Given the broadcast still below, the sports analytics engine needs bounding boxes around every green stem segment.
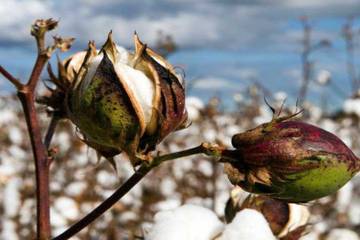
[53,143,223,240]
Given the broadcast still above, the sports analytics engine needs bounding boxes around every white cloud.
[284,0,360,8]
[1,0,359,50]
[0,0,53,42]
[192,77,235,89]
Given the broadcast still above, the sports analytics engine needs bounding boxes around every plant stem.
[0,18,58,240]
[53,143,223,240]
[18,88,51,240]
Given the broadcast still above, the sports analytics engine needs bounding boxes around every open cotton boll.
[343,98,360,117]
[336,181,353,212]
[220,209,276,240]
[72,44,155,130]
[317,70,331,85]
[146,204,224,240]
[326,228,359,240]
[186,96,205,121]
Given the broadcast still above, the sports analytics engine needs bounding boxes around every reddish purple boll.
[222,119,360,203]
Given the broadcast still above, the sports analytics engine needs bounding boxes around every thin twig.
[0,65,23,89]
[44,114,60,149]
[53,143,223,240]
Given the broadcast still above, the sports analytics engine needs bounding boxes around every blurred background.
[1,0,360,239]
[2,0,360,110]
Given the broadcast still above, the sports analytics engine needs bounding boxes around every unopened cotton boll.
[146,204,224,240]
[223,118,360,203]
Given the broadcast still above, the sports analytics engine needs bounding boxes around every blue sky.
[1,0,360,110]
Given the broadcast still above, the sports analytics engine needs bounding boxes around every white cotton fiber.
[146,204,224,240]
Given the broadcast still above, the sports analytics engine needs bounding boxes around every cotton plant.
[0,18,360,240]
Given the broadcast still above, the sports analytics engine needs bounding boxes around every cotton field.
[0,92,359,239]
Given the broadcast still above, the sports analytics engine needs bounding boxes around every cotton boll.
[65,181,87,197]
[50,208,67,228]
[198,160,213,177]
[319,119,338,134]
[54,197,79,221]
[186,97,205,121]
[160,177,177,197]
[3,177,21,217]
[8,126,23,145]
[348,199,360,225]
[1,220,19,240]
[146,204,224,240]
[233,93,243,103]
[118,211,137,223]
[312,221,329,235]
[300,232,319,240]
[317,70,331,85]
[0,109,16,126]
[54,132,71,152]
[254,105,273,125]
[19,199,34,225]
[336,181,353,212]
[154,198,181,212]
[274,91,288,102]
[8,145,27,160]
[326,229,359,240]
[97,170,118,187]
[203,128,217,142]
[343,98,360,117]
[220,209,276,240]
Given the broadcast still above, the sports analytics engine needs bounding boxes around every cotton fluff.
[317,70,331,85]
[54,197,79,220]
[8,126,22,145]
[186,96,205,121]
[326,228,359,240]
[146,204,224,240]
[336,181,353,212]
[220,209,276,240]
[3,177,21,217]
[343,98,360,117]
